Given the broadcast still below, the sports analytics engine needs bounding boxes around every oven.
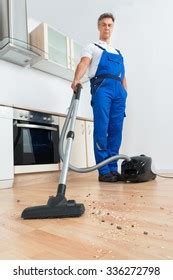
[13,108,60,173]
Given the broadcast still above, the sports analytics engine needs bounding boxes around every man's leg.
[92,88,112,175]
[107,97,126,173]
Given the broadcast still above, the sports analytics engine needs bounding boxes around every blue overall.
[90,44,127,175]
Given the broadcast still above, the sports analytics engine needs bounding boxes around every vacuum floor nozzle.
[21,194,85,219]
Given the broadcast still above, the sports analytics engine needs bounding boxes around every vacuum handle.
[74,83,82,99]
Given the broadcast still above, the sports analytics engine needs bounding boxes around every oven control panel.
[13,108,59,125]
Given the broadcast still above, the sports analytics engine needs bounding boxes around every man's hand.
[121,77,127,91]
[71,79,81,92]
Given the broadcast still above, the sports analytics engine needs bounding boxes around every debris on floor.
[117,226,122,230]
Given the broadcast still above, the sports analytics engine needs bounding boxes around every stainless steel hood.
[0,0,39,66]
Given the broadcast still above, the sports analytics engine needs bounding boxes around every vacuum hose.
[59,85,131,173]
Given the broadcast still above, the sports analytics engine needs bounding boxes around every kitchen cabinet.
[85,121,95,167]
[0,106,14,189]
[48,26,69,68]
[30,23,88,82]
[70,40,82,70]
[59,116,90,169]
[70,119,87,168]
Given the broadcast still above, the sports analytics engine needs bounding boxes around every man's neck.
[99,38,110,44]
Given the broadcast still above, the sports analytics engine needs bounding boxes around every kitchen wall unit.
[30,22,88,82]
[0,1,87,82]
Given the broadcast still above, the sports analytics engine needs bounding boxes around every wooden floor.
[0,171,173,260]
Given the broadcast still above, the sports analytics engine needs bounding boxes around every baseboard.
[13,170,60,187]
[14,164,59,174]
[0,179,13,190]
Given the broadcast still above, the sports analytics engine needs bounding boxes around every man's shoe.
[99,172,117,182]
[111,171,125,181]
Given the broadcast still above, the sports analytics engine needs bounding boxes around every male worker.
[71,13,128,182]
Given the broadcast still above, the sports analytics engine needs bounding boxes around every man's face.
[98,17,114,40]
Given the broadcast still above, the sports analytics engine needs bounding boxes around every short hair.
[98,13,115,24]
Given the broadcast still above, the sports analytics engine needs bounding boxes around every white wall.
[113,0,173,171]
[0,60,92,118]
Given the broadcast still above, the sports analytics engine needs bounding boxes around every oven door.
[13,121,60,165]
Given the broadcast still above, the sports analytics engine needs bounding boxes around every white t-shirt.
[81,40,119,78]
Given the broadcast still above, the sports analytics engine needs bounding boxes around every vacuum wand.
[58,84,82,188]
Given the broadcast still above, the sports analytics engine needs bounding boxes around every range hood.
[0,0,39,66]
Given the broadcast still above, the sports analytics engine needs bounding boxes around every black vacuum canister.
[121,155,156,183]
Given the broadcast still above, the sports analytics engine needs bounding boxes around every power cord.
[152,164,173,178]
[154,173,173,179]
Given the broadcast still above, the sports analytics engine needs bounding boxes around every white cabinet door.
[48,26,70,68]
[0,118,14,183]
[59,116,87,168]
[70,119,87,167]
[71,40,82,71]
[70,39,88,82]
[85,121,95,167]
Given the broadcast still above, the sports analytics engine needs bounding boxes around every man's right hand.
[71,79,81,92]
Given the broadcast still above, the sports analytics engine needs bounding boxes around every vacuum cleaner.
[121,155,156,183]
[21,84,156,219]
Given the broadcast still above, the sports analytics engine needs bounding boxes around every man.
[71,13,127,182]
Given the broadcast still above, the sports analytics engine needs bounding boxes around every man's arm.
[121,77,128,91]
[71,57,91,91]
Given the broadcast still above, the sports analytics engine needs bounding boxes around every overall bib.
[90,44,127,175]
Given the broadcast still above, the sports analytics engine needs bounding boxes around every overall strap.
[95,44,122,56]
[94,43,106,51]
[115,49,122,56]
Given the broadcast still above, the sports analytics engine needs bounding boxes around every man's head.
[98,13,115,42]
